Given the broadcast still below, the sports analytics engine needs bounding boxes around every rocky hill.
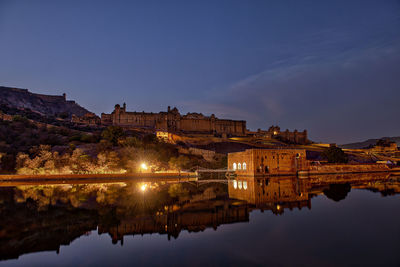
[340,137,400,149]
[0,86,90,118]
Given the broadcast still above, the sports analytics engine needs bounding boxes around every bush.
[322,146,348,163]
[101,126,125,146]
[12,115,29,123]
[169,155,191,171]
[80,134,96,143]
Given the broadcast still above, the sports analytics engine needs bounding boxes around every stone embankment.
[299,163,400,176]
[0,172,197,184]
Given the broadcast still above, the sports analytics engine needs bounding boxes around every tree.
[323,183,351,202]
[168,155,190,171]
[322,146,348,163]
[101,126,125,146]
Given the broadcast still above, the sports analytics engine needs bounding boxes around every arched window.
[243,181,248,190]
[238,163,241,170]
[233,180,237,189]
[233,163,237,170]
[238,181,243,189]
[243,162,247,170]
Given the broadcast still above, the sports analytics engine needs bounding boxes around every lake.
[0,173,399,266]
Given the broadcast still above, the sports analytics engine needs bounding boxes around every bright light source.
[140,163,148,170]
[140,184,147,191]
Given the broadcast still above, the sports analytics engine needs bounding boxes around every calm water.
[0,173,399,266]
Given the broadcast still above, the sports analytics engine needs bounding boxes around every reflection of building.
[98,199,249,243]
[228,148,307,176]
[228,176,311,214]
[101,104,246,136]
[2,174,400,260]
[0,206,98,260]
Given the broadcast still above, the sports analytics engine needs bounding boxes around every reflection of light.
[233,180,237,189]
[141,163,148,170]
[243,181,247,190]
[140,184,147,191]
[238,181,242,189]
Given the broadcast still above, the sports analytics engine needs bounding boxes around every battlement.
[247,125,309,144]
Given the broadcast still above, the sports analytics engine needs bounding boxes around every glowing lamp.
[140,163,148,170]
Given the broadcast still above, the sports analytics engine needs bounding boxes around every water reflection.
[229,176,311,214]
[0,172,399,261]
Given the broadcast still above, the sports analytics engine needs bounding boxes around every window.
[243,162,247,170]
[238,181,243,189]
[233,180,237,189]
[238,163,241,170]
[243,181,248,190]
[233,163,237,170]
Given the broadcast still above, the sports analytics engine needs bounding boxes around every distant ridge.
[340,137,400,149]
[0,86,90,118]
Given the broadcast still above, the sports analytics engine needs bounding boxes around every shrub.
[322,146,348,163]
[101,126,125,146]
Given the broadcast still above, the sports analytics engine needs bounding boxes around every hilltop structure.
[247,125,308,144]
[0,86,89,117]
[101,103,247,136]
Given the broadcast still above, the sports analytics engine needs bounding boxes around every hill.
[340,137,400,149]
[0,86,90,118]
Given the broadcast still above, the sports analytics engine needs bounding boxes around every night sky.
[0,0,399,143]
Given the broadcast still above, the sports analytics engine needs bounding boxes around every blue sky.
[0,0,399,143]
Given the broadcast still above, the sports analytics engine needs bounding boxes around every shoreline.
[0,172,197,182]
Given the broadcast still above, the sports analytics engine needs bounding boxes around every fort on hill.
[0,86,90,117]
[100,103,247,136]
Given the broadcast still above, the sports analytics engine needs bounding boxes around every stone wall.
[71,113,101,126]
[178,147,217,161]
[300,163,392,176]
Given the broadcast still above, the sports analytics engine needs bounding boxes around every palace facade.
[228,148,308,176]
[101,103,247,136]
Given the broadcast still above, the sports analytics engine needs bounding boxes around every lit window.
[233,180,237,189]
[243,162,246,170]
[238,163,241,170]
[238,181,243,189]
[233,163,237,170]
[243,181,247,190]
